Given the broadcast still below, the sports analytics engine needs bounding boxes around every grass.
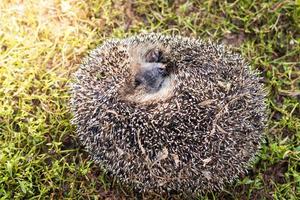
[0,0,299,199]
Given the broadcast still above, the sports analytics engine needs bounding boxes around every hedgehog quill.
[70,33,266,196]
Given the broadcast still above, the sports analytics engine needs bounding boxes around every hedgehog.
[70,33,266,196]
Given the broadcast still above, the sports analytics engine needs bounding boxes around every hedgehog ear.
[145,48,163,63]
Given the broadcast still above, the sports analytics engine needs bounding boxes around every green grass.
[0,0,299,199]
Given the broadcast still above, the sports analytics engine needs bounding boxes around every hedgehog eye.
[157,67,167,77]
[145,48,163,63]
[134,78,142,87]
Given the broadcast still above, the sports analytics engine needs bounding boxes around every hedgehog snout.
[135,63,167,92]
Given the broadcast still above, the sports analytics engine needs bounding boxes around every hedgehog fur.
[70,33,266,196]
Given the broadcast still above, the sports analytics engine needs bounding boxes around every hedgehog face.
[134,62,167,92]
[124,47,175,104]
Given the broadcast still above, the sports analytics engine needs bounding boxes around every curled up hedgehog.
[70,33,266,196]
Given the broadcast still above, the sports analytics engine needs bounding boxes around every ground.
[0,0,299,199]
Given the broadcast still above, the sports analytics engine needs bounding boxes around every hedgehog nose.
[135,65,167,92]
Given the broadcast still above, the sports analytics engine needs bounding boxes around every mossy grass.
[0,0,299,199]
